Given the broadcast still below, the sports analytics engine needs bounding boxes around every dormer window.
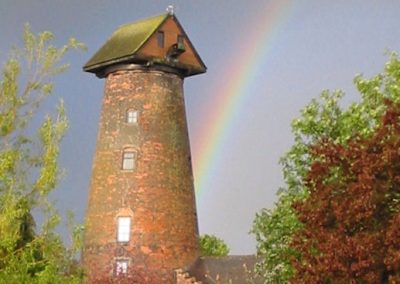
[157,31,164,48]
[177,35,184,46]
[126,110,138,124]
[122,151,136,170]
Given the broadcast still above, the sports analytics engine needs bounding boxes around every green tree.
[252,52,400,283]
[0,24,85,283]
[291,99,400,283]
[199,234,230,257]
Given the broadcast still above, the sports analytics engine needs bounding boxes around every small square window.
[177,35,184,45]
[127,110,138,124]
[122,152,135,170]
[117,216,131,242]
[115,260,129,275]
[157,31,164,48]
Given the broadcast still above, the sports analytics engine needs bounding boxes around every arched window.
[126,109,138,124]
[122,151,136,170]
[117,216,131,242]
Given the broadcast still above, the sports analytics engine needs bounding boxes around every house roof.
[84,14,168,72]
[83,13,206,77]
[185,255,263,284]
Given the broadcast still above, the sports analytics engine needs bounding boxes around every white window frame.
[126,110,138,124]
[122,151,135,170]
[117,216,131,243]
[115,259,129,275]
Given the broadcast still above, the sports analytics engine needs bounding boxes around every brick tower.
[82,12,206,283]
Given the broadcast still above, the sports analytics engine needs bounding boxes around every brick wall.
[175,269,202,284]
[83,68,199,283]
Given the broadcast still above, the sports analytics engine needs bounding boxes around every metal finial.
[166,5,174,15]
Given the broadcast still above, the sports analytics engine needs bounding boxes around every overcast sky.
[1,0,400,254]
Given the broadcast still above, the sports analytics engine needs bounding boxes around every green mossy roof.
[83,14,168,71]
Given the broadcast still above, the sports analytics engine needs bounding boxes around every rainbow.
[192,0,295,202]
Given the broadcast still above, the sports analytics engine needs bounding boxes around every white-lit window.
[115,260,129,275]
[126,110,138,124]
[117,217,131,242]
[122,151,135,170]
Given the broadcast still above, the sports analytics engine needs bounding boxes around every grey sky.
[1,0,400,254]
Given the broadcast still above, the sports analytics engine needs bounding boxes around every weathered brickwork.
[83,69,200,283]
[175,269,202,284]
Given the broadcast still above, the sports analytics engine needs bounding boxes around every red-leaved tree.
[291,100,400,283]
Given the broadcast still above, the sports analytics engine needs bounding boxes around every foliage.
[252,191,303,283]
[0,24,85,283]
[199,234,230,257]
[292,100,400,283]
[252,52,400,283]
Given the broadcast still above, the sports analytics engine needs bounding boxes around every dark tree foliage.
[291,100,400,283]
[253,53,400,283]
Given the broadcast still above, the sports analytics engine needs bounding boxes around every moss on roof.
[84,13,168,71]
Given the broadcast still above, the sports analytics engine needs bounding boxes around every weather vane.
[166,5,174,15]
